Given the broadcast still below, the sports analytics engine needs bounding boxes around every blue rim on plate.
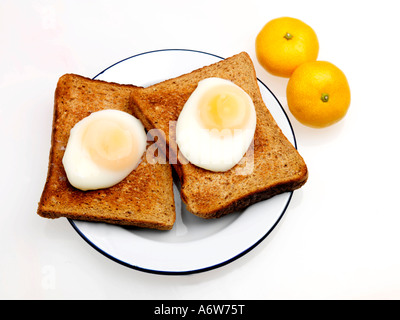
[68,49,297,275]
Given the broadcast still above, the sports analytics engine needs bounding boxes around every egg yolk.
[198,85,251,132]
[82,119,139,171]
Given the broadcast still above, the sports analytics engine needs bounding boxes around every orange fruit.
[255,17,319,77]
[286,61,351,128]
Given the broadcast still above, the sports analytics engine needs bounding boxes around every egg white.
[62,109,147,191]
[176,78,256,172]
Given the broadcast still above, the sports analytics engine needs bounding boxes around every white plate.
[69,49,297,275]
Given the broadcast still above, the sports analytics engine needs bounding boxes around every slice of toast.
[130,52,308,219]
[37,74,176,230]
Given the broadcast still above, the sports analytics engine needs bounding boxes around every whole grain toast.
[37,74,176,230]
[130,52,308,219]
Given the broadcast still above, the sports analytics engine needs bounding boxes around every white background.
[1,0,399,300]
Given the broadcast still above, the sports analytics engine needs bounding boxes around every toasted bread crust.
[130,52,308,218]
[37,74,176,230]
